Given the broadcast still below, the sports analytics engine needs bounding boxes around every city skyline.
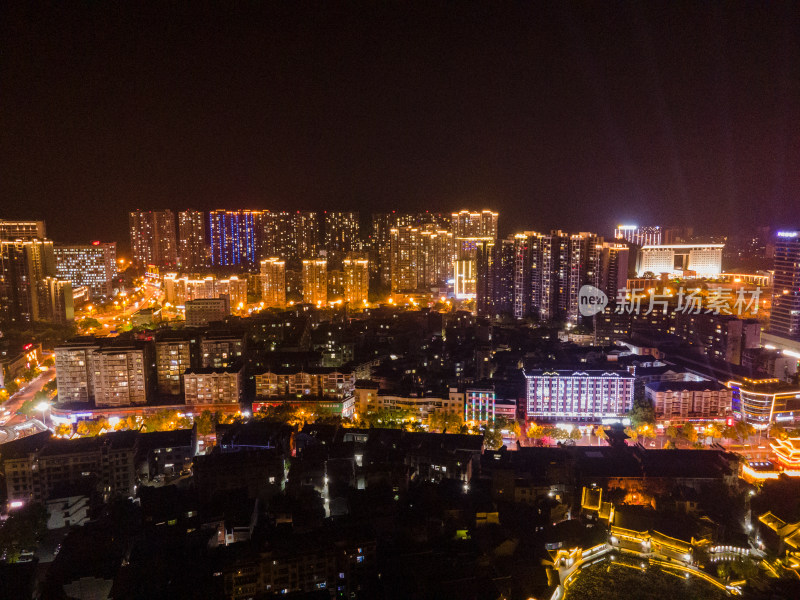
[3,5,800,597]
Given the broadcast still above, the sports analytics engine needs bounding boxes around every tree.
[735,421,755,442]
[707,423,723,440]
[552,427,569,440]
[663,440,677,449]
[195,410,223,436]
[665,425,678,440]
[79,317,101,330]
[624,427,638,442]
[527,423,545,441]
[596,425,608,443]
[54,423,72,437]
[123,415,140,431]
[3,379,19,396]
[730,558,758,580]
[43,379,57,394]
[77,417,109,437]
[637,423,656,440]
[628,382,655,428]
[482,425,503,450]
[683,423,698,444]
[0,502,48,562]
[17,399,37,417]
[771,424,788,440]
[569,428,583,441]
[722,425,738,442]
[429,411,465,434]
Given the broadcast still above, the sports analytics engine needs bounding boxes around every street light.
[36,401,49,428]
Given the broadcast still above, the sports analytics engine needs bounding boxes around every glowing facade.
[0,219,46,240]
[524,370,635,420]
[771,232,800,340]
[208,209,263,270]
[726,377,800,427]
[637,243,723,278]
[614,224,662,246]
[302,258,328,305]
[259,257,286,308]
[389,226,420,292]
[343,255,369,304]
[54,242,117,298]
[163,273,246,308]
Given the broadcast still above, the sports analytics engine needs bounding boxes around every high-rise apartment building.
[453,260,476,299]
[506,230,601,323]
[155,338,194,396]
[302,258,328,305]
[262,211,297,263]
[343,254,369,304]
[389,226,420,292]
[129,210,178,268]
[295,212,319,260]
[54,242,117,299]
[614,225,662,246]
[419,229,454,288]
[259,258,286,308]
[476,239,514,318]
[596,243,629,299]
[92,346,150,407]
[208,210,264,270]
[178,210,208,269]
[324,212,360,266]
[370,213,397,285]
[0,239,72,324]
[38,277,74,324]
[770,231,800,340]
[0,220,46,240]
[55,340,100,404]
[451,210,498,260]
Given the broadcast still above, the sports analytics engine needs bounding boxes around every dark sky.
[1,2,799,245]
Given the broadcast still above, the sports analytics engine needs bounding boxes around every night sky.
[1,2,799,246]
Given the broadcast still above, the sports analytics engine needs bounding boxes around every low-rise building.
[186,297,231,327]
[2,431,137,506]
[254,367,355,400]
[201,333,244,369]
[523,369,635,421]
[645,380,733,420]
[184,367,242,406]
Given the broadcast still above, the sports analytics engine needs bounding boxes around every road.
[77,282,164,334]
[1,368,56,429]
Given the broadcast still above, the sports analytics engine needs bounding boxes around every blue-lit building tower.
[209,210,264,271]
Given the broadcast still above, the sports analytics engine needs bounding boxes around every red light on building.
[92,240,100,246]
[23,343,32,350]
[726,417,734,427]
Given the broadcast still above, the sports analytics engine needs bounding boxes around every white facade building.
[524,370,635,420]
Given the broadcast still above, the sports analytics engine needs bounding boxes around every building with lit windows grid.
[524,370,635,421]
[54,242,117,299]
